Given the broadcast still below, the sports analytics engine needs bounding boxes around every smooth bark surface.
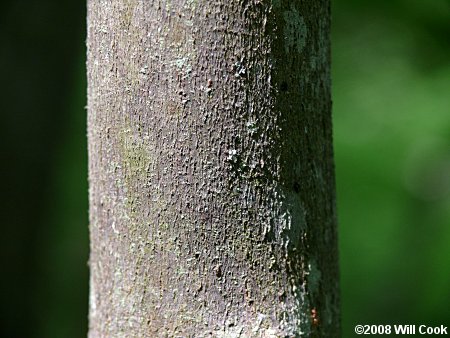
[87,0,339,336]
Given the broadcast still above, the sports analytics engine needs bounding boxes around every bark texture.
[87,0,339,337]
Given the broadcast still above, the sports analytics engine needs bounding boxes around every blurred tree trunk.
[87,0,339,336]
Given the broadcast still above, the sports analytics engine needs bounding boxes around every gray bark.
[87,0,339,337]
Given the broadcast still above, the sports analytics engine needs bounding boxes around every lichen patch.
[283,8,307,54]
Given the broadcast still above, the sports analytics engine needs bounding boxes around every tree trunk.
[87,0,339,336]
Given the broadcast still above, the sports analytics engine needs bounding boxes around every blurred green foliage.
[333,0,450,335]
[1,0,448,337]
[0,1,87,337]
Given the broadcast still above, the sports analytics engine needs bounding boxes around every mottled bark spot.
[283,8,307,54]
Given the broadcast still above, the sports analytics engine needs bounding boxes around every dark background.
[1,0,449,337]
